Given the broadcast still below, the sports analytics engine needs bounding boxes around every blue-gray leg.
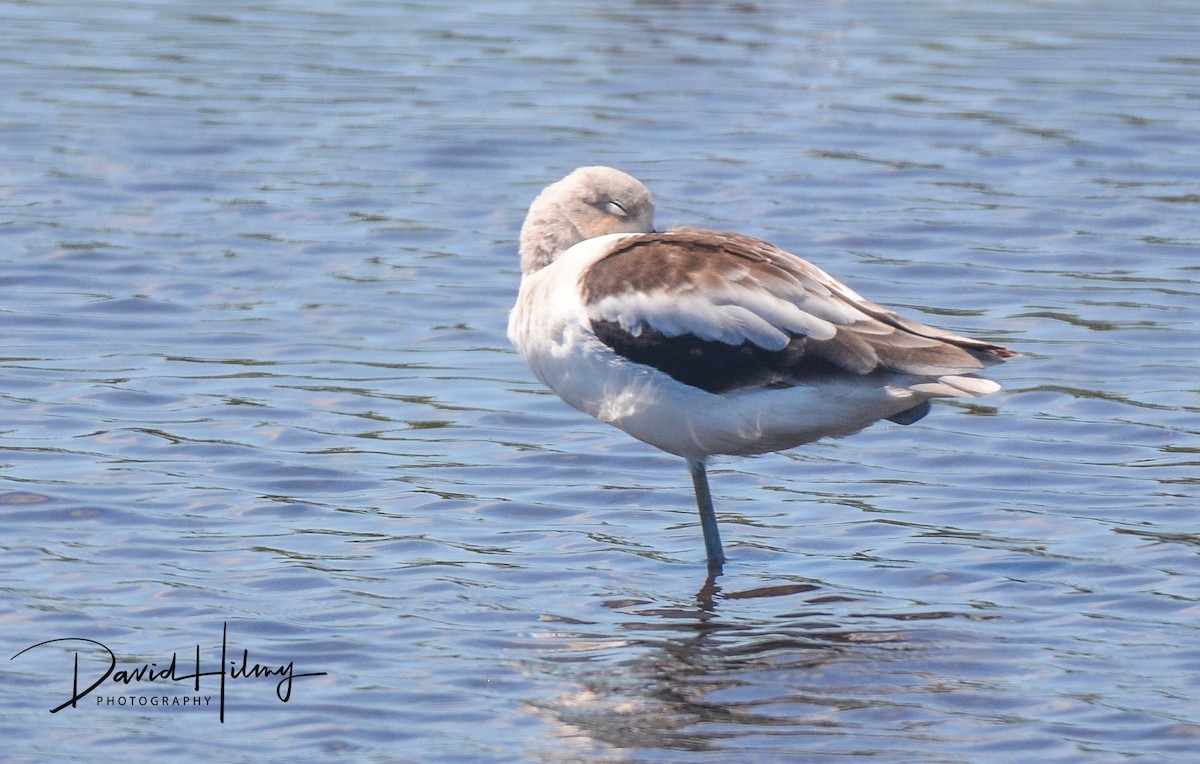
[688,459,725,575]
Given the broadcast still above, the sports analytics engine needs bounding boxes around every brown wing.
[580,227,1014,394]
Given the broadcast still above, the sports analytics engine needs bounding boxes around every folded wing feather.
[580,228,1014,394]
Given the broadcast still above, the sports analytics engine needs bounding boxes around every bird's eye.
[605,199,628,217]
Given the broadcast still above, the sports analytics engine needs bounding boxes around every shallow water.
[2,1,1198,761]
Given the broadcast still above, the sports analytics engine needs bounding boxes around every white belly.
[513,304,922,460]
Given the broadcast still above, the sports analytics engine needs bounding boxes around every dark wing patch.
[591,319,842,394]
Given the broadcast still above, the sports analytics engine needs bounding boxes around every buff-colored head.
[518,166,656,274]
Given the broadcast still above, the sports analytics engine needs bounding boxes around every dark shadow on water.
[520,578,984,759]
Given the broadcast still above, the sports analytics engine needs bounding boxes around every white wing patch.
[587,282,844,350]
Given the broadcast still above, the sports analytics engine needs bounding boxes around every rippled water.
[2,1,1198,761]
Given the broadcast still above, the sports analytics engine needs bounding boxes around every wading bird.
[508,166,1014,575]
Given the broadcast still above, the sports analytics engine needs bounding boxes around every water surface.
[2,1,1198,761]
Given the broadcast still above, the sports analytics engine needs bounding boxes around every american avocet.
[508,166,1015,575]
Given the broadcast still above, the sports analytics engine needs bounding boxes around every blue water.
[2,1,1198,761]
